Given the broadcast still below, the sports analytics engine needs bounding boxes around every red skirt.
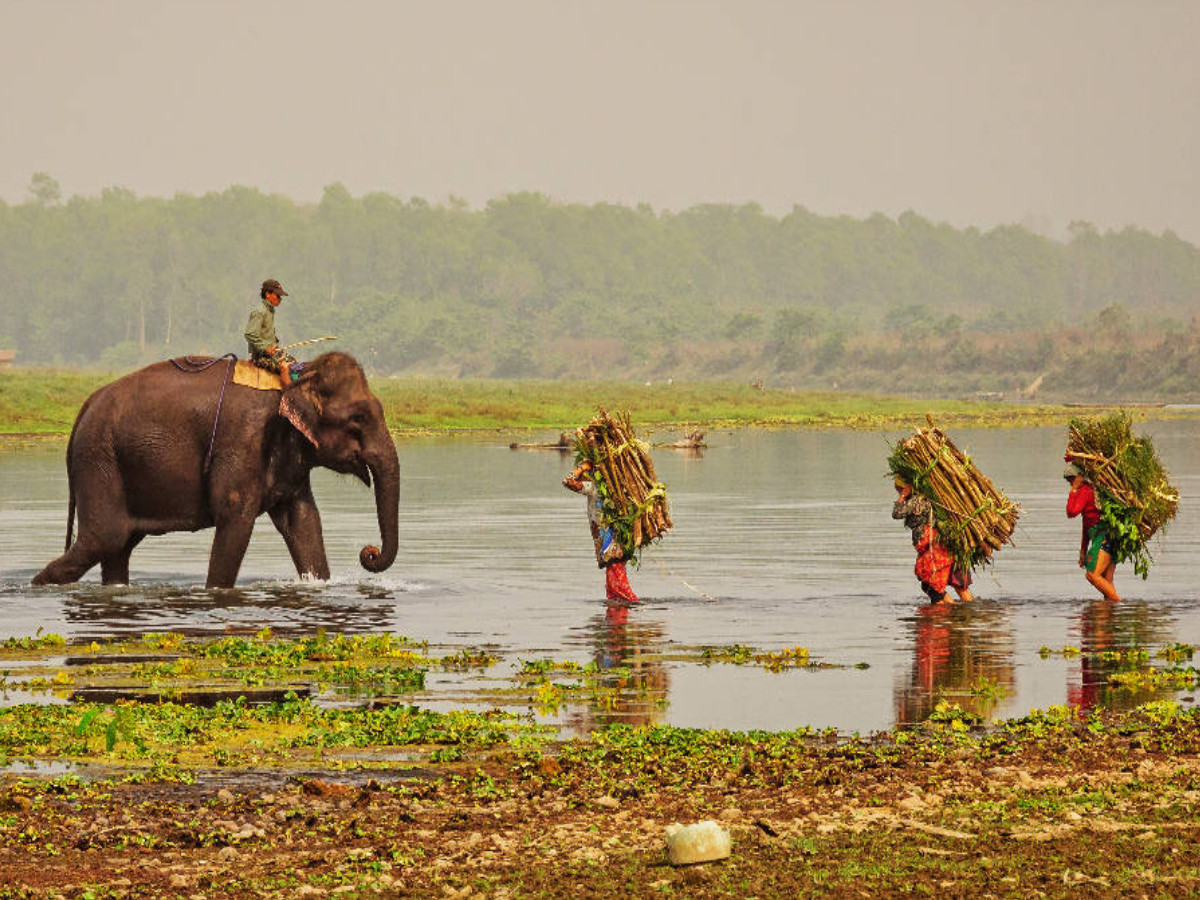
[605,561,639,603]
[914,525,954,594]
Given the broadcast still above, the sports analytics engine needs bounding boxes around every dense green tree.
[1,176,1198,400]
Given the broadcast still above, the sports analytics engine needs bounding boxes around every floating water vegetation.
[700,648,816,672]
[969,677,1007,700]
[0,631,448,710]
[1108,667,1200,692]
[1,631,66,652]
[0,695,545,769]
[700,644,831,672]
[1158,642,1195,662]
[0,632,873,750]
[1039,645,1083,658]
[925,700,984,731]
[1038,644,1165,663]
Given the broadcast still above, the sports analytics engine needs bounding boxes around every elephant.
[32,352,399,589]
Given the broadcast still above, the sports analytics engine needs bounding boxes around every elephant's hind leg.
[32,535,108,586]
[101,533,144,585]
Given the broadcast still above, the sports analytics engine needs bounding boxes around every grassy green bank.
[1,369,1186,438]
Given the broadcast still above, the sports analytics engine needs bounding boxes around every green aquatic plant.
[969,677,1007,700]
[141,632,185,651]
[76,705,146,754]
[757,646,811,673]
[517,658,583,677]
[2,631,66,651]
[437,648,500,669]
[204,632,426,667]
[2,696,544,765]
[927,700,982,732]
[1158,643,1195,663]
[700,644,756,665]
[1109,667,1200,692]
[1037,645,1082,658]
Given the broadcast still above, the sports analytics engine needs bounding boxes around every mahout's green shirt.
[244,300,280,358]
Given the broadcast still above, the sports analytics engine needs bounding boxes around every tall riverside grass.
[0,368,1157,436]
[0,370,115,433]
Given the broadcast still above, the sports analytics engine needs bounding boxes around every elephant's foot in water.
[33,532,139,586]
[32,545,98,586]
[269,495,331,582]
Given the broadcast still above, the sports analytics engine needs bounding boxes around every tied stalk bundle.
[573,409,672,563]
[1065,412,1178,579]
[888,415,1019,573]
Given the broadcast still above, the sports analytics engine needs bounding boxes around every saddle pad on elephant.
[232,360,287,391]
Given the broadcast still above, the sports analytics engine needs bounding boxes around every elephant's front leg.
[269,488,331,581]
[206,516,257,589]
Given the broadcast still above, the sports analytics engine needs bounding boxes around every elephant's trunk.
[359,427,400,573]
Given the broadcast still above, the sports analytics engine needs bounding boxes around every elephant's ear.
[279,374,323,448]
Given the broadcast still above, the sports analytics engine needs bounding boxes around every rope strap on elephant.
[170,354,238,475]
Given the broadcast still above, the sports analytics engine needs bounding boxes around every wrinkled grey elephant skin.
[32,352,400,589]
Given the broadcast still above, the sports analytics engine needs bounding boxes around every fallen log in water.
[655,429,707,450]
[509,432,573,451]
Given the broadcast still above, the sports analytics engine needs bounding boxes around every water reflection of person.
[1067,601,1167,713]
[565,604,670,731]
[894,603,1015,725]
[1067,601,1116,711]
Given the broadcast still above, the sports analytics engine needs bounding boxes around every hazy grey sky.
[2,0,1197,240]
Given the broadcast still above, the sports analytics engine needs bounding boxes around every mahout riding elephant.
[32,352,399,589]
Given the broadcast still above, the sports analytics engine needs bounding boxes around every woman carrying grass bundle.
[1064,412,1179,594]
[564,410,672,605]
[893,478,976,605]
[563,460,639,604]
[888,418,1016,605]
[1065,462,1120,602]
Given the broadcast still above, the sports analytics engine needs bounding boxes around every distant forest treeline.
[3,175,1199,399]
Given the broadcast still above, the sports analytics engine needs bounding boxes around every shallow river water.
[2,421,1199,735]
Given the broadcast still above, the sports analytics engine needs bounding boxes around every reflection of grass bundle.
[573,409,672,559]
[888,415,1019,573]
[1066,412,1178,577]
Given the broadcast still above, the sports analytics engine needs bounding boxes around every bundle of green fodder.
[1065,412,1178,578]
[573,409,672,560]
[887,415,1020,573]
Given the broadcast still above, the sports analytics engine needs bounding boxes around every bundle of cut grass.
[887,415,1019,573]
[573,409,672,560]
[1065,412,1178,577]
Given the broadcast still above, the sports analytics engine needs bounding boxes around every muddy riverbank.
[2,703,1199,899]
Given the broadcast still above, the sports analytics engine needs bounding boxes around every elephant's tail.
[62,398,88,552]
[64,489,75,553]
